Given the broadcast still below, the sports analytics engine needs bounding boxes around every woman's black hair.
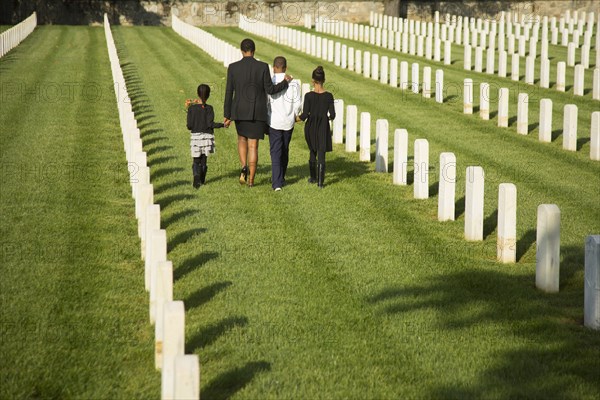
[197,84,211,104]
[312,65,325,83]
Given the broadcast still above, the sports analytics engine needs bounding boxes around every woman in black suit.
[224,38,292,187]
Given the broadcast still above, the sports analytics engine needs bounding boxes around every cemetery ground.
[1,24,600,398]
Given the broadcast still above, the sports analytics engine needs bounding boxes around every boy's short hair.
[273,56,287,69]
[240,38,255,53]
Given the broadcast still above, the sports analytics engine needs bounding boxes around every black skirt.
[235,120,268,140]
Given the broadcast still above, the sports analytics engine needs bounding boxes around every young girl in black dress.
[187,84,224,188]
[298,66,336,188]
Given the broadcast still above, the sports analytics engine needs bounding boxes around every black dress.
[299,91,336,153]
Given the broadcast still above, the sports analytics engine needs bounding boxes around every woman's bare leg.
[237,135,248,168]
[248,138,259,185]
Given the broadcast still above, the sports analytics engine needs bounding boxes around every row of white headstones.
[463,81,600,160]
[103,14,200,400]
[315,10,599,97]
[242,18,600,161]
[0,12,37,58]
[368,9,599,69]
[236,15,600,328]
[316,14,600,100]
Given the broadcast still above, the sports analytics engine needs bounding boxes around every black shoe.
[317,163,325,188]
[308,161,317,184]
[200,165,208,185]
[239,166,248,185]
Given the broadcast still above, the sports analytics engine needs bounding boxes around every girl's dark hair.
[197,84,210,104]
[312,65,325,83]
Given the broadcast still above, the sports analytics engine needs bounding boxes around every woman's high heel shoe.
[239,166,248,185]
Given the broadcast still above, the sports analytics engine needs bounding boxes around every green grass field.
[0,25,13,33]
[1,23,599,399]
[0,26,158,398]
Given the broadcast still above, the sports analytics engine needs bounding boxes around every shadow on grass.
[185,281,232,309]
[429,181,439,198]
[154,179,190,196]
[366,255,600,398]
[455,196,466,219]
[187,316,248,351]
[156,192,194,210]
[174,251,219,281]
[149,155,176,166]
[201,361,271,400]
[152,166,185,181]
[146,145,173,156]
[483,209,498,240]
[323,155,371,185]
[577,137,590,151]
[517,228,536,262]
[168,227,206,252]
[162,209,198,229]
[551,129,562,142]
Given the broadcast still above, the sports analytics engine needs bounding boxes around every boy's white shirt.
[267,73,302,131]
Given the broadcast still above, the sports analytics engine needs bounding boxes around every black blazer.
[224,56,288,122]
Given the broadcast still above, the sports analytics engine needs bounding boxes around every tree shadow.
[185,281,232,310]
[483,209,498,239]
[455,196,466,219]
[168,227,206,252]
[517,228,536,262]
[186,316,248,352]
[174,251,219,281]
[201,361,271,400]
[367,260,600,399]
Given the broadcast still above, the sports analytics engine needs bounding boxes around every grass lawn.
[114,25,599,399]
[0,25,13,33]
[0,26,159,398]
[1,23,599,399]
